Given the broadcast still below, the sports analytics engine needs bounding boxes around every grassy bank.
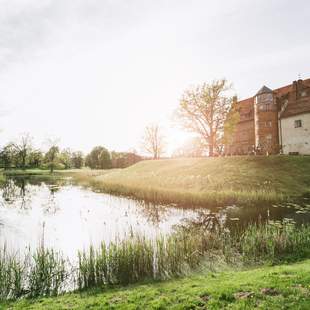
[3,259,310,309]
[65,156,310,207]
[2,169,55,176]
[1,222,309,301]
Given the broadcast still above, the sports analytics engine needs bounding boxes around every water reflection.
[0,176,309,260]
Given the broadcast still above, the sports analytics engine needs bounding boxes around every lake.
[0,176,310,259]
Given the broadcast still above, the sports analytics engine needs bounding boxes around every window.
[294,120,302,128]
[301,91,307,97]
[256,93,273,104]
[264,121,272,127]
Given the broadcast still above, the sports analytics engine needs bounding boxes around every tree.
[44,138,60,173]
[85,146,111,169]
[71,151,84,169]
[28,150,44,168]
[176,79,233,156]
[12,133,33,169]
[141,124,165,159]
[98,148,112,169]
[45,146,59,173]
[59,148,72,169]
[0,144,16,169]
[111,151,142,168]
[222,96,240,155]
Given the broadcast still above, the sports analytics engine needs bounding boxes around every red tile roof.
[237,78,310,119]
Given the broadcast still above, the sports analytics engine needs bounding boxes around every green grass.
[1,222,310,302]
[3,259,310,309]
[65,156,310,207]
[0,245,68,301]
[2,169,54,176]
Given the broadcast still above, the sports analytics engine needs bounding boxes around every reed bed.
[0,245,68,300]
[65,156,310,207]
[0,221,310,300]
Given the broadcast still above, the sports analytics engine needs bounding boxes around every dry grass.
[64,156,310,207]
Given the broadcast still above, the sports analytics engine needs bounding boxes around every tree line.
[1,79,239,168]
[0,135,142,172]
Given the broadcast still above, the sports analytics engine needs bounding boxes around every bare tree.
[176,79,233,156]
[12,133,33,169]
[141,124,165,159]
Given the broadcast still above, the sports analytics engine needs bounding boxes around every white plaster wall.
[280,113,310,155]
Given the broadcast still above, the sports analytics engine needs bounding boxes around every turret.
[254,86,279,154]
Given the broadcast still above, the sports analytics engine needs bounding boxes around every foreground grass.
[1,222,309,301]
[65,156,310,207]
[3,259,310,309]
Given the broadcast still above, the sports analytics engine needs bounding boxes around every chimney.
[293,80,298,99]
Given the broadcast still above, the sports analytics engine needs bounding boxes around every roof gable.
[255,85,273,96]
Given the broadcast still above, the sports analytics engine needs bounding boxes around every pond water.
[0,176,310,259]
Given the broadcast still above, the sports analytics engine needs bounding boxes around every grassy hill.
[67,156,310,207]
[4,259,310,309]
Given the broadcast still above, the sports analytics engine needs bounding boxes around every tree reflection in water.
[0,177,64,214]
[174,209,227,234]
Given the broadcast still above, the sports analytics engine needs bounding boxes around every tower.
[254,86,279,154]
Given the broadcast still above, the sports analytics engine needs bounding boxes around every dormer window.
[294,120,302,128]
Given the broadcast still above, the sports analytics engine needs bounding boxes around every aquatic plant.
[0,245,68,300]
[239,220,310,262]
[1,221,310,300]
[0,246,24,300]
[28,245,68,298]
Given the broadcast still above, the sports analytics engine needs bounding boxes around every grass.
[0,222,309,302]
[2,259,310,309]
[2,169,54,176]
[0,245,68,301]
[75,221,310,292]
[64,156,310,207]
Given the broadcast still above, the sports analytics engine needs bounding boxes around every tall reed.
[28,245,68,298]
[239,220,310,262]
[0,245,68,300]
[0,246,24,300]
[1,221,310,300]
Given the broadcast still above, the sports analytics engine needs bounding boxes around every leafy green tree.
[0,144,16,169]
[98,148,112,169]
[85,146,111,169]
[71,151,84,169]
[59,148,72,169]
[177,79,233,156]
[28,150,44,168]
[222,96,240,154]
[12,133,33,169]
[45,146,60,173]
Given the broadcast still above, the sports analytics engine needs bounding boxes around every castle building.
[226,78,310,155]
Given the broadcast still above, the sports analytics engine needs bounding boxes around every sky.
[0,0,309,154]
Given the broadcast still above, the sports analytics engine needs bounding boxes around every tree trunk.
[209,144,214,157]
[209,133,214,157]
[22,155,26,170]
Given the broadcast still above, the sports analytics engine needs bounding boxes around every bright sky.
[0,0,309,154]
